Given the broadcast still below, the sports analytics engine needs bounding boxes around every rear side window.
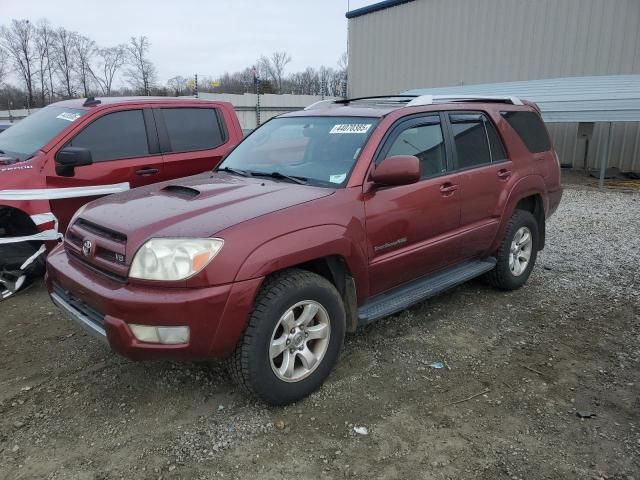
[387,122,446,178]
[501,111,550,153]
[449,113,492,168]
[485,119,507,161]
[161,108,225,153]
[449,113,507,168]
[69,110,149,162]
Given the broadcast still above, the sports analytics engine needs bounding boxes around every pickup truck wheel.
[485,210,539,291]
[227,269,345,405]
[0,242,43,301]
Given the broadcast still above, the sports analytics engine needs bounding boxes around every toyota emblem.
[82,239,93,257]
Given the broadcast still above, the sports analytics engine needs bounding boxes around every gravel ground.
[1,184,639,480]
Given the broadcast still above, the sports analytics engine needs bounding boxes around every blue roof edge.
[346,0,416,19]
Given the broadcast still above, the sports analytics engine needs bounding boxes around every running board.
[357,258,496,326]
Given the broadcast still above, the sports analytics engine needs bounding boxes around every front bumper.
[46,246,263,361]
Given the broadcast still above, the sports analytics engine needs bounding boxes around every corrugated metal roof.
[405,75,640,123]
[346,0,416,19]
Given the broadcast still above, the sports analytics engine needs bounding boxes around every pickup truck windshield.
[0,106,87,161]
[219,116,378,187]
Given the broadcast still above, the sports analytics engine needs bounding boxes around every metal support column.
[599,122,613,189]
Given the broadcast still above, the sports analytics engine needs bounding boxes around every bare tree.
[0,19,37,107]
[125,36,156,95]
[93,45,125,96]
[74,34,96,97]
[258,51,291,93]
[53,27,77,98]
[167,75,187,96]
[0,48,8,87]
[337,51,348,97]
[36,19,56,104]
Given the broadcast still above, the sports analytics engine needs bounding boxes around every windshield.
[218,116,378,187]
[0,106,87,161]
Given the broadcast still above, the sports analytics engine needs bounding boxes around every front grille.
[75,219,127,243]
[68,250,128,284]
[65,218,129,282]
[52,283,105,328]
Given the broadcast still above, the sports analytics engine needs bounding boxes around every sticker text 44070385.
[329,124,372,134]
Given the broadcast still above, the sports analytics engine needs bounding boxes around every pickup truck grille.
[65,218,129,282]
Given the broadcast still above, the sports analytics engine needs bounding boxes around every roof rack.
[407,94,523,106]
[304,94,522,110]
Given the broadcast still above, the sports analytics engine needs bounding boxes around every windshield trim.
[216,115,380,189]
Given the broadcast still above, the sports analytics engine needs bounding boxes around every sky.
[2,0,376,87]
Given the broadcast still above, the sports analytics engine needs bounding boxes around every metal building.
[346,0,640,173]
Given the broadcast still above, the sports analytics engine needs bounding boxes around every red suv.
[0,97,243,299]
[46,95,562,405]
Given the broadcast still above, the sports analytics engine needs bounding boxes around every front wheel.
[0,242,44,301]
[227,269,346,405]
[484,210,539,290]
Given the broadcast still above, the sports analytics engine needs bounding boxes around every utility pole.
[253,66,261,126]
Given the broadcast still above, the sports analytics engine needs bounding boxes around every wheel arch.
[0,205,39,237]
[514,194,545,250]
[490,176,548,253]
[235,226,368,333]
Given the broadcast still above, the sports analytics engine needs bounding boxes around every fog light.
[129,325,190,345]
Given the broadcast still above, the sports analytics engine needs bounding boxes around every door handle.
[497,169,511,180]
[136,167,160,176]
[439,182,458,196]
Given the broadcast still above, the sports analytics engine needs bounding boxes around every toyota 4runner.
[46,94,562,405]
[0,96,243,300]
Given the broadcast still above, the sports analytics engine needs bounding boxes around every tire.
[227,268,346,405]
[484,210,539,291]
[0,241,44,301]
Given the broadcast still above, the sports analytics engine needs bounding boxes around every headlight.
[129,238,224,281]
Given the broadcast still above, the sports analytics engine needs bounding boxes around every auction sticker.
[56,112,82,122]
[329,124,372,134]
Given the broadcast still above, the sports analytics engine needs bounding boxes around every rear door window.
[161,108,225,153]
[501,111,551,153]
[449,112,507,168]
[69,109,149,162]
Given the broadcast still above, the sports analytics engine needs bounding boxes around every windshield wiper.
[216,166,251,177]
[249,171,308,185]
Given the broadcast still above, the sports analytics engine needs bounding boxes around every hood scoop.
[159,184,201,199]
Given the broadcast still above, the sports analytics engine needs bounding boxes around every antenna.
[83,97,101,107]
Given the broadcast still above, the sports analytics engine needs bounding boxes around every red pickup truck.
[0,97,243,300]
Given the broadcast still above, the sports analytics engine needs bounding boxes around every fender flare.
[234,224,369,296]
[0,207,61,245]
[489,175,547,253]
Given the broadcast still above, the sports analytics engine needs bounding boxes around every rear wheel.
[485,210,539,290]
[227,269,345,405]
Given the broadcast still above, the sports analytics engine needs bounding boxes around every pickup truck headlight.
[129,238,224,281]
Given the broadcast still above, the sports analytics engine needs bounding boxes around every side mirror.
[55,147,93,176]
[370,155,421,186]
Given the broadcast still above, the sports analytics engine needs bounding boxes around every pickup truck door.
[46,108,164,232]
[364,114,462,296]
[153,107,232,179]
